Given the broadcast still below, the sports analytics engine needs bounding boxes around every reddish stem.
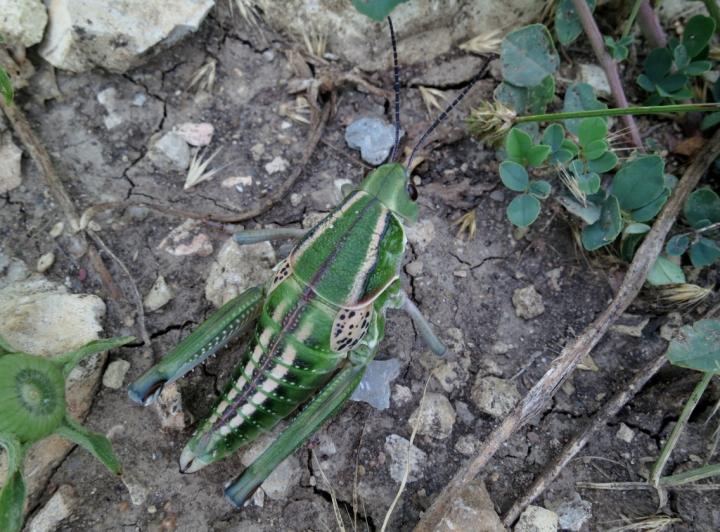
[637,0,668,48]
[570,0,644,150]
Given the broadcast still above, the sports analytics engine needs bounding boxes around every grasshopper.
[128,17,480,506]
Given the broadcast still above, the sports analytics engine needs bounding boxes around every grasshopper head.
[359,163,419,223]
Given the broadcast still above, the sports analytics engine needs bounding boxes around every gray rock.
[578,64,611,99]
[515,505,559,532]
[39,0,214,73]
[0,132,23,194]
[103,359,131,389]
[405,260,424,277]
[433,480,504,532]
[616,423,635,444]
[345,116,401,165]
[0,0,47,47]
[205,237,276,308]
[241,433,302,500]
[351,358,401,411]
[512,285,545,320]
[143,275,174,312]
[471,375,521,418]
[28,484,76,532]
[148,131,191,172]
[454,434,477,456]
[410,55,486,88]
[555,494,592,532]
[408,392,456,440]
[384,434,427,483]
[405,219,436,251]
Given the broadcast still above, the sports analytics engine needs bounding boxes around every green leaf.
[682,15,715,59]
[563,83,607,135]
[674,44,689,70]
[647,256,686,286]
[0,68,12,106]
[581,195,622,250]
[612,155,665,211]
[620,230,649,262]
[350,0,410,20]
[584,139,608,160]
[529,180,551,199]
[637,74,656,92]
[526,144,551,167]
[689,237,720,267]
[561,138,579,156]
[494,81,528,113]
[499,161,529,192]
[644,48,673,83]
[630,187,669,222]
[666,234,690,256]
[54,336,135,377]
[555,0,596,46]
[505,127,533,162]
[501,24,560,88]
[542,123,565,151]
[700,111,720,130]
[577,172,601,194]
[657,73,689,93]
[507,193,541,227]
[557,194,601,224]
[0,471,25,532]
[56,416,122,475]
[587,151,617,173]
[624,222,651,235]
[527,75,556,113]
[685,60,711,75]
[578,117,607,147]
[684,187,720,228]
[666,319,720,372]
[549,148,573,164]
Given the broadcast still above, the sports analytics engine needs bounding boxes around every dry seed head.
[278,96,311,125]
[184,148,223,190]
[656,283,713,307]
[301,26,328,58]
[188,58,217,93]
[418,86,448,117]
[453,210,477,240]
[459,30,503,55]
[558,164,587,206]
[467,100,516,147]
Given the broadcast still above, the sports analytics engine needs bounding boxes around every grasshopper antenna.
[407,69,484,171]
[388,16,401,162]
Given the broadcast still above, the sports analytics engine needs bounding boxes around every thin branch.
[637,0,668,48]
[413,130,720,532]
[570,0,644,149]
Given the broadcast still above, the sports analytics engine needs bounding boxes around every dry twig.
[413,131,720,532]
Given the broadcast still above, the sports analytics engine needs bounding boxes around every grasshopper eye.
[407,183,418,201]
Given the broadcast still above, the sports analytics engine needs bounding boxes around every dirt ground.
[2,9,720,532]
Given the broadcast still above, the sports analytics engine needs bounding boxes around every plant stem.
[659,462,720,487]
[637,0,667,48]
[702,0,720,33]
[649,372,714,486]
[622,0,644,39]
[570,0,644,149]
[515,102,720,123]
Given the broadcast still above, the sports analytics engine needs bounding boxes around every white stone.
[616,423,635,444]
[175,122,214,146]
[158,220,214,257]
[350,358,401,411]
[143,275,174,312]
[149,131,191,171]
[0,0,48,47]
[515,505,559,532]
[264,156,289,174]
[512,285,545,320]
[28,484,76,532]
[205,238,276,307]
[97,87,124,129]
[578,64,611,99]
[408,392,456,440]
[405,219,435,251]
[36,252,55,273]
[471,375,521,418]
[0,133,23,194]
[103,359,131,389]
[384,434,427,483]
[555,494,592,532]
[39,0,215,73]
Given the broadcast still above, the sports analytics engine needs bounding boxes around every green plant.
[604,34,633,61]
[0,334,133,532]
[637,15,715,104]
[665,187,720,267]
[351,0,410,20]
[0,34,13,105]
[555,0,596,46]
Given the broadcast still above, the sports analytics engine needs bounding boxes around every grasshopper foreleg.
[233,227,306,245]
[128,285,265,406]
[399,291,447,357]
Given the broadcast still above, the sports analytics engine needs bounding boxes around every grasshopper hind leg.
[128,285,265,406]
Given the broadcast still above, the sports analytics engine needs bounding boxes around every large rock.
[0,251,107,501]
[0,132,23,194]
[39,0,215,73]
[263,1,545,70]
[0,0,47,47]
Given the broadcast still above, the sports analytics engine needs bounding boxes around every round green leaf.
[555,0,597,46]
[494,81,528,113]
[666,234,690,256]
[505,127,533,161]
[499,161,529,192]
[529,180,551,199]
[646,256,686,286]
[683,187,720,228]
[686,60,712,75]
[563,83,606,136]
[581,195,622,250]
[507,193,541,227]
[637,74,656,92]
[620,232,646,262]
[527,75,555,114]
[674,44,689,70]
[351,0,410,20]
[549,148,573,164]
[557,194,601,224]
[667,319,720,372]
[700,111,720,130]
[643,48,673,83]
[689,237,720,267]
[630,188,669,222]
[542,123,565,151]
[624,223,651,235]
[501,24,560,88]
[587,151,618,173]
[526,144,551,167]
[584,139,608,160]
[577,172,600,194]
[612,155,665,211]
[682,15,715,59]
[578,117,607,147]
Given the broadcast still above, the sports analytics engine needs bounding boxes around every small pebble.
[264,156,289,174]
[37,252,55,273]
[103,360,131,389]
[616,423,635,444]
[49,222,64,238]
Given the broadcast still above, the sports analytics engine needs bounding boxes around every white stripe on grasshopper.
[347,210,388,303]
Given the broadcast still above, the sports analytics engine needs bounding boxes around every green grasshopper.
[128,17,480,506]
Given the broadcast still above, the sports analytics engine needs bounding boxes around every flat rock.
[410,55,486,88]
[0,132,23,194]
[205,237,276,307]
[345,116,400,165]
[384,434,427,483]
[433,480,504,532]
[143,275,174,312]
[0,0,47,47]
[28,484,77,532]
[554,494,592,532]
[39,0,215,73]
[0,253,106,501]
[471,375,521,418]
[148,131,191,172]
[408,392,456,440]
[512,285,545,320]
[350,358,401,410]
[515,505,559,532]
[103,359,131,389]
